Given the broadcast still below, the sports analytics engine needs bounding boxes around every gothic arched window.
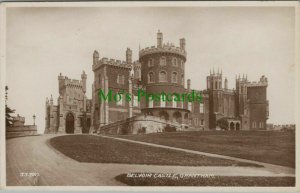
[172,72,178,83]
[148,72,155,83]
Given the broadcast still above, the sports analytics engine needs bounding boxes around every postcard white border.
[0,1,299,192]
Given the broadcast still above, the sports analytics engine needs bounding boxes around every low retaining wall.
[98,115,183,135]
[6,125,38,139]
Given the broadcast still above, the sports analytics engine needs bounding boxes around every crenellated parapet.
[92,57,131,71]
[58,72,88,91]
[139,44,186,59]
[247,75,268,87]
[139,30,186,60]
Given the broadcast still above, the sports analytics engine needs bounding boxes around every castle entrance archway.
[66,113,75,134]
[230,122,235,130]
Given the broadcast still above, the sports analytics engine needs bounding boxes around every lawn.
[115,173,295,186]
[116,131,295,168]
[49,135,260,167]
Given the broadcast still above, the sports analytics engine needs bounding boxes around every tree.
[5,86,15,128]
[217,117,229,130]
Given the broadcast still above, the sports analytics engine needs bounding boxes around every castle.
[45,31,269,134]
[45,72,92,134]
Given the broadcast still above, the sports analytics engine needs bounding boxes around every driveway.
[6,135,295,186]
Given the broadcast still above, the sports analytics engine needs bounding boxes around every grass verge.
[49,135,261,167]
[116,131,295,167]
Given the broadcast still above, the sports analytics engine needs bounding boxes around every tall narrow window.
[200,103,204,113]
[148,72,155,83]
[159,71,167,82]
[194,118,198,126]
[160,57,166,66]
[172,96,177,108]
[161,100,165,107]
[179,102,183,108]
[148,58,154,67]
[188,102,192,111]
[252,121,256,128]
[172,58,178,67]
[172,72,178,83]
[148,100,153,108]
[181,60,184,69]
[117,74,125,84]
[133,95,138,107]
[181,74,184,85]
[201,119,204,125]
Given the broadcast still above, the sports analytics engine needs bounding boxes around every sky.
[6,7,295,133]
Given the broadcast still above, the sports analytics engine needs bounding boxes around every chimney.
[180,38,186,50]
[126,48,132,64]
[224,78,228,89]
[187,79,191,91]
[157,30,163,48]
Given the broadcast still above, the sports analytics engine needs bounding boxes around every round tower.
[139,30,189,123]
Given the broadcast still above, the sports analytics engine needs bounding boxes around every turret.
[187,79,191,91]
[81,70,87,94]
[126,48,132,64]
[207,68,222,90]
[93,50,99,65]
[50,95,53,105]
[157,30,163,48]
[180,38,186,50]
[46,97,49,105]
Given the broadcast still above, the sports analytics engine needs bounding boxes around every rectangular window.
[200,103,204,113]
[133,95,138,107]
[160,57,166,66]
[117,74,125,84]
[188,102,192,111]
[181,60,184,69]
[201,119,204,125]
[148,100,153,108]
[194,118,198,126]
[172,100,177,108]
[161,100,166,107]
[172,58,178,67]
[252,121,256,128]
[148,59,154,67]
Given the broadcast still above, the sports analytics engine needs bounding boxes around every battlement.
[247,81,268,87]
[139,30,186,59]
[139,44,186,58]
[223,88,235,94]
[60,77,83,88]
[247,75,268,87]
[133,60,141,69]
[93,57,131,71]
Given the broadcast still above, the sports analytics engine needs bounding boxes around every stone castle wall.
[6,125,38,139]
[98,115,184,135]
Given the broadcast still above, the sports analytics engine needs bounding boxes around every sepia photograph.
[1,1,299,191]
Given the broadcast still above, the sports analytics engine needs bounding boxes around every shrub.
[164,124,177,132]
